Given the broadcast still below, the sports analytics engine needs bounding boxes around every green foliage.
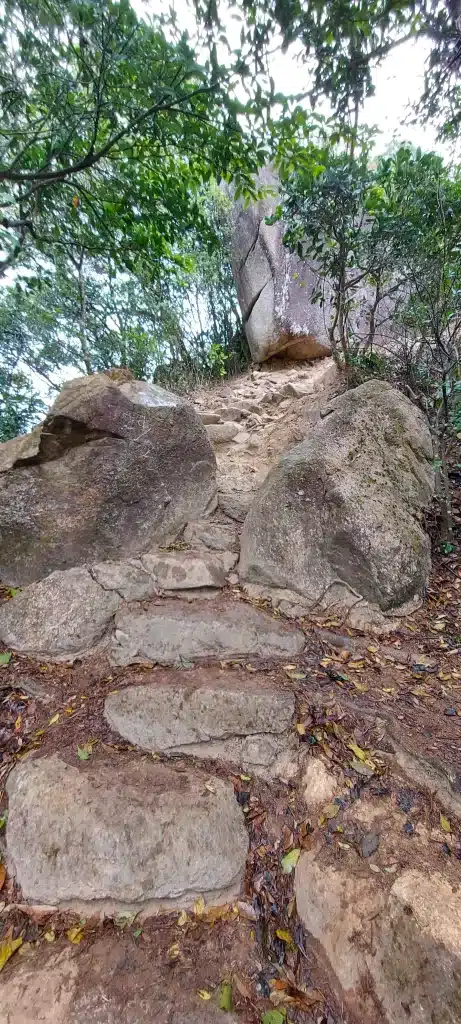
[0,0,264,276]
[198,0,461,136]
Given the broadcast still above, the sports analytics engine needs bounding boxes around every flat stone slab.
[110,597,305,666]
[0,567,120,658]
[91,559,157,601]
[141,551,237,590]
[6,754,248,911]
[104,680,295,772]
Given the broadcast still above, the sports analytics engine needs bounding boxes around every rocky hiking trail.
[0,359,460,1024]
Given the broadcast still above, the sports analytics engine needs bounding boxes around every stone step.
[0,933,242,1024]
[110,595,305,667]
[6,754,248,913]
[0,551,241,660]
[104,675,296,775]
[141,550,237,590]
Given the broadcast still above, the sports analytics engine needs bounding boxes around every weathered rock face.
[6,754,248,911]
[104,679,296,774]
[295,850,461,1024]
[0,567,121,659]
[0,372,216,585]
[239,381,434,621]
[231,167,332,363]
[110,596,305,666]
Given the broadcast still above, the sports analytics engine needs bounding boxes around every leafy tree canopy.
[0,0,267,277]
[195,0,461,131]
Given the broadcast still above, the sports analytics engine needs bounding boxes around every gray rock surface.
[141,551,237,590]
[240,381,434,619]
[105,681,295,772]
[0,372,216,585]
[91,559,157,601]
[231,167,332,363]
[182,520,239,553]
[0,567,120,658]
[218,488,254,522]
[110,597,305,666]
[206,422,240,444]
[6,754,248,910]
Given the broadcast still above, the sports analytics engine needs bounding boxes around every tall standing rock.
[239,381,434,620]
[0,372,216,585]
[231,167,332,363]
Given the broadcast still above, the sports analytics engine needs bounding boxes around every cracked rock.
[0,371,216,585]
[105,680,296,774]
[110,596,305,666]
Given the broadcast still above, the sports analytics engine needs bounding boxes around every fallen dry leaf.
[0,932,22,972]
[66,924,85,944]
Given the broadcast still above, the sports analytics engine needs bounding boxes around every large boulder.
[239,381,434,621]
[231,167,332,363]
[6,754,248,911]
[295,850,461,1024]
[0,372,216,585]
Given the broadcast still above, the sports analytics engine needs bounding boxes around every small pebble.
[403,821,414,835]
[444,708,457,717]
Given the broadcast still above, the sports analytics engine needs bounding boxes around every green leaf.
[281,848,301,874]
[0,652,12,666]
[217,981,233,1012]
[261,1011,286,1024]
[77,744,93,760]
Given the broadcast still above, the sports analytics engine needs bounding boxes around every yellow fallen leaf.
[193,895,205,917]
[433,621,446,631]
[440,814,452,833]
[411,687,429,697]
[347,741,376,770]
[167,942,180,960]
[296,722,306,736]
[0,933,22,971]
[66,924,85,944]
[353,680,369,693]
[177,910,189,927]
[275,928,293,944]
[43,930,55,943]
[348,660,365,670]
[198,990,212,1000]
[48,713,60,725]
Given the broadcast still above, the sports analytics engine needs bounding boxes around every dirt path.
[0,357,460,1024]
